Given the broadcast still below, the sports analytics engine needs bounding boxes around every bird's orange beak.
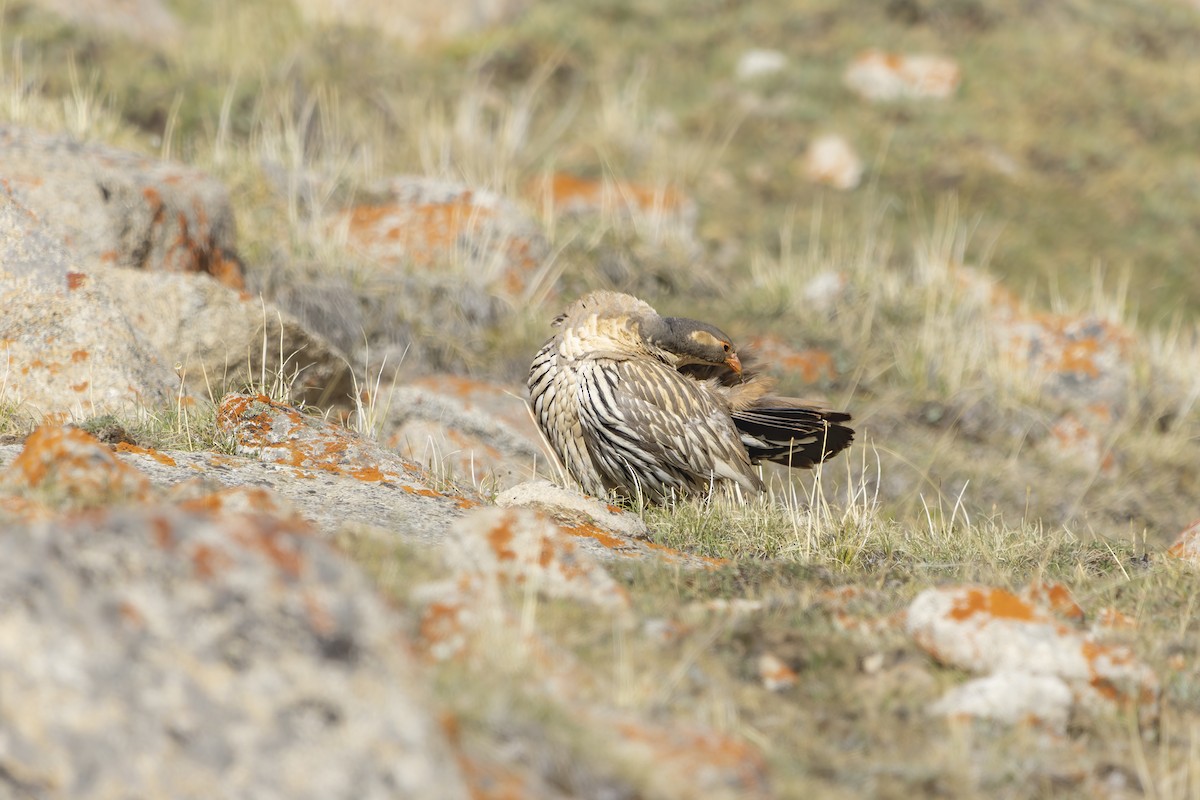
[725,352,743,374]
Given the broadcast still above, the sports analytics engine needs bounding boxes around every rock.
[802,134,864,190]
[0,125,243,288]
[736,49,787,80]
[92,267,353,406]
[844,50,961,101]
[907,585,1159,724]
[329,176,548,300]
[758,652,799,691]
[385,375,544,491]
[0,502,470,799]
[1020,580,1084,623]
[32,0,181,46]
[527,172,698,239]
[744,335,838,385]
[293,0,530,45]
[446,507,632,615]
[411,508,769,799]
[0,189,180,419]
[1001,315,1134,414]
[496,480,728,569]
[0,424,152,512]
[930,671,1074,732]
[1168,519,1200,565]
[1042,409,1119,476]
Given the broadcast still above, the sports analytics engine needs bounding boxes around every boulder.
[0,124,243,288]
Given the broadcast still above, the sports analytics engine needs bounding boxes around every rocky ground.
[2,1,1200,798]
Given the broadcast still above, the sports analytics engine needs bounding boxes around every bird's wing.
[730,403,854,467]
[576,357,763,494]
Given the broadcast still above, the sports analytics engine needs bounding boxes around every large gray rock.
[0,124,243,288]
[0,188,179,419]
[0,186,346,418]
[95,267,353,407]
[0,503,470,799]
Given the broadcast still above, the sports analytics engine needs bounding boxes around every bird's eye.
[723,343,730,352]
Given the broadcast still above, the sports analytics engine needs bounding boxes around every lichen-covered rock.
[329,176,547,299]
[0,125,243,288]
[497,480,727,569]
[216,393,482,540]
[929,671,1074,732]
[93,267,352,406]
[528,172,698,240]
[802,134,863,190]
[0,189,180,419]
[1168,519,1200,565]
[447,506,632,615]
[386,375,544,490]
[0,424,152,512]
[0,503,470,799]
[844,50,961,101]
[907,585,1158,724]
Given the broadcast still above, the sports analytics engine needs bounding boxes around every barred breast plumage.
[528,290,853,500]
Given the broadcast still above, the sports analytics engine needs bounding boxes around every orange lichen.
[485,516,518,562]
[559,521,629,552]
[70,349,89,363]
[232,527,304,578]
[1094,607,1137,631]
[66,272,86,290]
[1024,581,1084,622]
[115,442,177,467]
[530,173,691,215]
[190,543,231,579]
[117,600,145,628]
[947,587,1037,622]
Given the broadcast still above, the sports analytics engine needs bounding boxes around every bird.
[527,290,854,501]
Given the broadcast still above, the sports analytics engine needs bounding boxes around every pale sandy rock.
[293,0,529,45]
[758,652,798,692]
[907,585,1158,721]
[0,190,179,420]
[216,392,483,509]
[527,172,699,243]
[386,375,544,490]
[736,49,787,80]
[497,479,650,541]
[929,671,1073,732]
[496,481,735,568]
[1168,519,1200,564]
[0,425,152,511]
[844,50,961,101]
[32,0,181,45]
[0,125,242,288]
[329,176,548,300]
[0,500,469,799]
[446,506,632,615]
[802,134,864,190]
[1042,409,1118,476]
[93,267,353,406]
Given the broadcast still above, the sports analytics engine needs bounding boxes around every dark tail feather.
[731,406,854,468]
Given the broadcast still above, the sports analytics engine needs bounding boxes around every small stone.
[844,50,961,102]
[757,652,798,691]
[736,49,787,81]
[802,134,863,190]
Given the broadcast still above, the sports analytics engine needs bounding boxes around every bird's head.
[643,315,742,374]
